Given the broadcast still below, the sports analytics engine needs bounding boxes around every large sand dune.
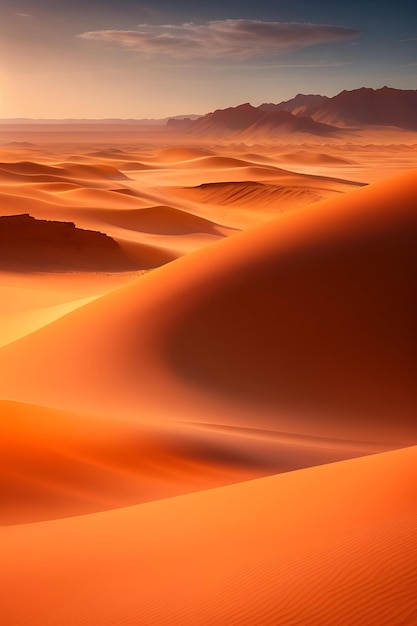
[0,128,416,625]
[1,446,416,625]
[0,172,417,436]
[0,169,415,444]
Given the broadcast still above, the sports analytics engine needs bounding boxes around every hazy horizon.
[1,84,415,122]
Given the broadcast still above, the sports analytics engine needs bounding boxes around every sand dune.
[167,155,262,169]
[2,398,388,526]
[156,146,215,161]
[0,131,416,625]
[279,150,356,165]
[56,162,129,180]
[81,205,230,236]
[87,149,136,159]
[54,186,149,208]
[0,161,68,177]
[117,161,155,171]
[0,160,128,183]
[1,445,416,625]
[0,293,98,348]
[0,170,415,444]
[162,170,417,440]
[113,238,179,269]
[175,180,345,224]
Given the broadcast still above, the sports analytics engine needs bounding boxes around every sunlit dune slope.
[0,270,140,349]
[1,446,416,625]
[0,170,415,444]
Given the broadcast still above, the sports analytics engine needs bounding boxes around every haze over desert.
[1,0,417,623]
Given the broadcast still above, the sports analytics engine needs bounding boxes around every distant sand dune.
[54,186,148,207]
[0,161,64,176]
[0,161,128,183]
[56,162,129,180]
[156,147,215,162]
[183,155,267,169]
[83,205,230,236]
[117,161,155,171]
[177,180,330,215]
[279,150,356,165]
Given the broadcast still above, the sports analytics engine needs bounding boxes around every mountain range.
[168,87,417,139]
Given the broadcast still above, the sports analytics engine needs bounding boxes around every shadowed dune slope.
[1,446,416,625]
[164,170,417,437]
[0,171,415,443]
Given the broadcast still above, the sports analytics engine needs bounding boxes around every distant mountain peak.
[174,100,339,139]
[167,86,417,138]
[270,86,417,130]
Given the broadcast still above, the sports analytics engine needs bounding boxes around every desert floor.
[0,124,416,625]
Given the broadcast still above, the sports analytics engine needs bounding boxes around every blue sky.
[0,0,416,118]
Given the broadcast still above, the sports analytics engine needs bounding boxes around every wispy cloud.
[13,12,31,18]
[77,20,359,60]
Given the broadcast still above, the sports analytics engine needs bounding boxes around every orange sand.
[1,446,416,625]
[0,125,416,624]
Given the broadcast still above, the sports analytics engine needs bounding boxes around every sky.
[0,0,416,119]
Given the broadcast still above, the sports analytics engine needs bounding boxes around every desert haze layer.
[0,101,416,625]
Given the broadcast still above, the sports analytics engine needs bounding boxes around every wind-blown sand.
[0,127,416,624]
